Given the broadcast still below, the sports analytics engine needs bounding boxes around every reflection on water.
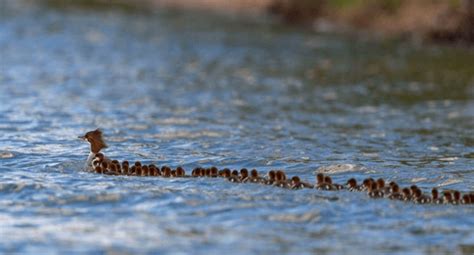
[0,0,473,254]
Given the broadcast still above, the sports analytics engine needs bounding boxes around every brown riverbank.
[44,0,474,45]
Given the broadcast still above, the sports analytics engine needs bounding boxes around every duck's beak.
[78,135,86,140]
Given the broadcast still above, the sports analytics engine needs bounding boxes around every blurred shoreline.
[43,0,474,45]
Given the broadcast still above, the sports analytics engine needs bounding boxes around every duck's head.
[79,129,107,154]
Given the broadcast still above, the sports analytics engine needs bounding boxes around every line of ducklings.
[91,153,473,205]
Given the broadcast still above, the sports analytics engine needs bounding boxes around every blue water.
[1,1,474,254]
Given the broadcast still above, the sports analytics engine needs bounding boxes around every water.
[1,1,474,254]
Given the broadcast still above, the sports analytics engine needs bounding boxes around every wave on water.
[314,164,368,175]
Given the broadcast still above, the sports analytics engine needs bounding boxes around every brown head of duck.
[79,129,108,154]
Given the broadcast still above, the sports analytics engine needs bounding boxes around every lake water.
[1,1,473,254]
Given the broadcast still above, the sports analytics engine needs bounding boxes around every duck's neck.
[84,151,96,170]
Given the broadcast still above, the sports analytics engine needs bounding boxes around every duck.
[210,167,218,177]
[264,170,276,185]
[79,129,109,171]
[367,182,383,198]
[142,165,150,176]
[111,160,121,175]
[290,176,313,189]
[346,178,361,191]
[412,188,431,204]
[461,194,471,204]
[315,173,325,187]
[246,169,264,183]
[387,184,403,200]
[240,168,249,182]
[129,165,136,175]
[122,161,129,175]
[134,165,142,176]
[361,178,374,191]
[176,166,186,177]
[92,152,105,168]
[221,168,231,178]
[401,188,412,201]
[94,165,103,174]
[376,178,391,194]
[192,167,200,177]
[443,191,453,204]
[431,188,443,204]
[162,166,171,177]
[228,170,241,183]
[273,170,289,188]
[317,176,337,191]
[452,190,461,205]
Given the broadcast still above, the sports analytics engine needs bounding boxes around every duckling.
[264,170,276,185]
[122,161,129,175]
[101,161,109,172]
[92,152,105,168]
[346,178,361,191]
[171,170,177,177]
[106,163,118,176]
[368,182,383,198]
[162,166,171,178]
[129,165,136,175]
[431,188,443,204]
[240,168,249,182]
[376,178,391,194]
[247,169,264,183]
[210,166,218,177]
[290,176,313,189]
[228,170,240,183]
[205,168,211,177]
[387,184,403,200]
[94,165,103,174]
[192,167,200,177]
[402,188,412,201]
[111,160,121,174]
[221,169,231,178]
[176,166,186,177]
[148,164,158,176]
[412,188,431,204]
[219,168,230,177]
[362,178,374,191]
[142,165,149,176]
[135,165,142,176]
[273,170,289,188]
[461,194,471,204]
[409,185,419,198]
[316,173,325,187]
[453,190,461,205]
[443,191,453,204]
[199,168,207,177]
